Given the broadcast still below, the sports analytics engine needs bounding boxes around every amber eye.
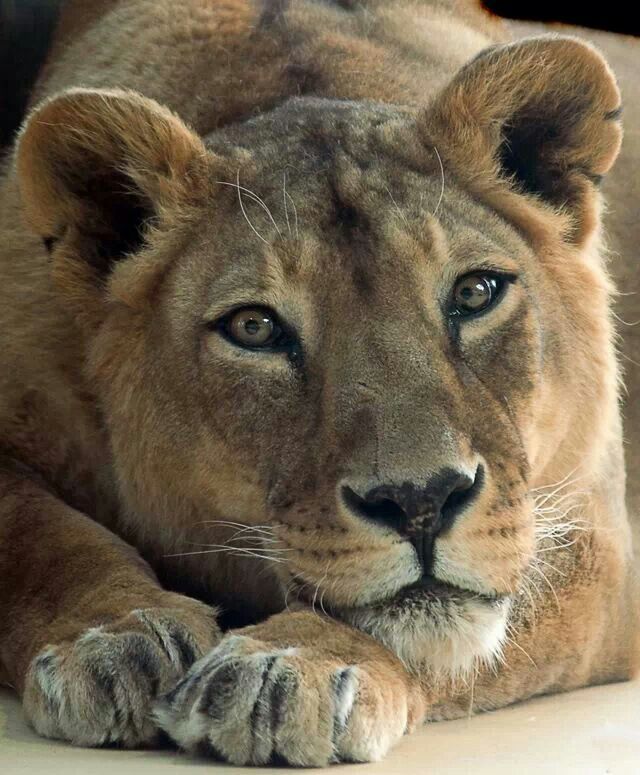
[451,273,504,318]
[224,307,279,348]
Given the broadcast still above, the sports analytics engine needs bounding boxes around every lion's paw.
[24,603,219,747]
[155,633,408,766]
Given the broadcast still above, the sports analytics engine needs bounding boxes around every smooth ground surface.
[1,682,639,774]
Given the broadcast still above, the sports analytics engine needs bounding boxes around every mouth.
[399,575,505,605]
[289,569,503,614]
[329,572,511,675]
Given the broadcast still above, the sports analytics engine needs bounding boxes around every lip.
[293,571,505,613]
[401,575,505,604]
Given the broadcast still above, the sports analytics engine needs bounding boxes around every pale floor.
[1,682,638,774]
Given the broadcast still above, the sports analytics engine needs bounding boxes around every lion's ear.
[17,88,210,275]
[421,36,622,244]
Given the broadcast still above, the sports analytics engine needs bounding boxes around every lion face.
[17,38,621,674]
[152,101,560,674]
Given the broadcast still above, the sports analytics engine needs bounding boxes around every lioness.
[0,0,638,766]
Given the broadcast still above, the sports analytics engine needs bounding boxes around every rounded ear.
[421,36,622,245]
[17,88,210,274]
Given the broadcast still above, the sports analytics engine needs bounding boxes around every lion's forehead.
[198,99,529,298]
[205,99,439,222]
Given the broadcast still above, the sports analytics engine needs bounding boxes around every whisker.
[237,179,283,238]
[536,538,580,554]
[523,571,543,600]
[225,529,280,544]
[312,563,331,618]
[534,488,590,511]
[529,563,561,611]
[225,534,282,545]
[294,578,315,606]
[518,577,539,620]
[432,146,445,217]
[164,547,287,563]
[467,666,476,717]
[532,488,589,515]
[190,542,293,554]
[612,310,640,327]
[284,571,308,613]
[620,351,640,369]
[215,174,284,244]
[529,467,583,494]
[384,184,409,227]
[534,503,586,520]
[319,583,329,618]
[283,170,291,236]
[285,190,299,240]
[533,556,567,578]
[195,520,275,535]
[505,633,537,667]
[236,175,268,245]
[227,550,288,564]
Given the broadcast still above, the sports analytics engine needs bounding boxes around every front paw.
[23,600,219,747]
[155,632,410,766]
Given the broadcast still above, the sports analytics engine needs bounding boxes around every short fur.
[0,0,637,766]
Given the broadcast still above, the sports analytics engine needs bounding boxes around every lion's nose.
[342,466,483,571]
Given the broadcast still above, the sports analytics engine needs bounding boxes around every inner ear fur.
[17,88,210,275]
[421,36,623,244]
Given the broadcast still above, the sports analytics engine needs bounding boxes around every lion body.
[0,0,637,764]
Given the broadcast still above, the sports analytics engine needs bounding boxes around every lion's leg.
[155,609,427,766]
[0,466,221,747]
[156,583,635,767]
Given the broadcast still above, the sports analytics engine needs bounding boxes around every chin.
[335,579,511,677]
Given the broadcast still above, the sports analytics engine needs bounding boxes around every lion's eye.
[223,307,279,348]
[450,273,505,318]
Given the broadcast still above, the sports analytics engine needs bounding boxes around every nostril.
[342,464,485,538]
[341,485,407,530]
[440,464,484,529]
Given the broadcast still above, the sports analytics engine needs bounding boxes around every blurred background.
[0,1,637,148]
[484,2,637,35]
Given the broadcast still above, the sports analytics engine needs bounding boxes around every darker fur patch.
[162,669,196,707]
[269,667,298,733]
[43,236,57,254]
[259,0,289,27]
[497,93,598,208]
[604,105,623,121]
[89,662,117,710]
[284,62,325,96]
[195,738,226,761]
[329,0,359,9]
[331,667,355,742]
[76,168,156,274]
[171,631,197,670]
[33,652,61,715]
[145,617,198,670]
[328,186,374,294]
[580,169,604,186]
[249,656,278,753]
[199,661,240,721]
[121,637,162,694]
[331,189,367,233]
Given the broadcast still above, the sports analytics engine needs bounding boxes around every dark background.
[0,1,637,148]
[483,2,638,36]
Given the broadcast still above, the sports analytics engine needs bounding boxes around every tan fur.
[0,0,637,766]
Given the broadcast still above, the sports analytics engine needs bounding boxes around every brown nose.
[342,466,483,572]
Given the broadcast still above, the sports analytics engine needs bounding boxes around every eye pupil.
[224,307,278,348]
[244,318,261,336]
[452,274,500,317]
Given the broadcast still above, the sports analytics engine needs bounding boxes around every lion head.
[16,36,622,675]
